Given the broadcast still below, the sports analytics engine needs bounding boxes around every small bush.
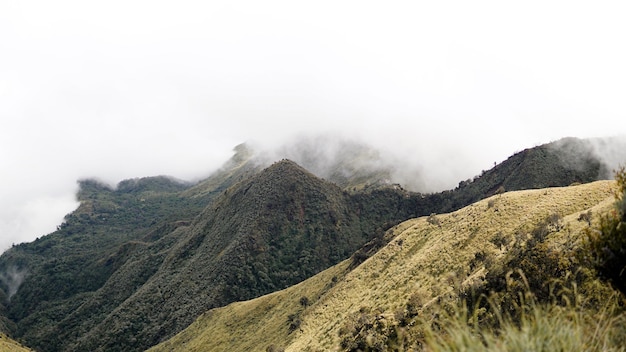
[287,313,301,333]
[490,231,509,248]
[427,214,441,226]
[266,345,285,352]
[578,210,592,225]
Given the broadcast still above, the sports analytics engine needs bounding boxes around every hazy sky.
[2,0,626,252]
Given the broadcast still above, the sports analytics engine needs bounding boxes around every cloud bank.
[1,1,626,252]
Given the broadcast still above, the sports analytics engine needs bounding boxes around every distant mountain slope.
[149,181,617,352]
[181,143,264,199]
[425,137,608,214]
[0,152,256,351]
[65,160,373,351]
[0,136,623,351]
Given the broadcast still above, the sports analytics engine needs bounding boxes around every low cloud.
[549,136,626,179]
[0,193,79,254]
[0,265,27,301]
[589,136,626,175]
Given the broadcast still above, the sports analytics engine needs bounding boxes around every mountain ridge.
[0,136,624,351]
[149,180,619,351]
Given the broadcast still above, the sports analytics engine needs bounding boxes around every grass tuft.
[426,292,626,352]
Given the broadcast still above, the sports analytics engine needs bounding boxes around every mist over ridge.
[75,132,626,195]
[2,132,626,255]
[229,132,626,193]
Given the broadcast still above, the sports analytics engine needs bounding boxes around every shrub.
[287,313,301,333]
[266,345,285,352]
[339,306,417,352]
[578,210,592,225]
[586,166,626,294]
[427,213,440,226]
[489,231,509,248]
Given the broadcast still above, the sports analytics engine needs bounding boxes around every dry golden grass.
[0,333,32,352]
[149,181,618,352]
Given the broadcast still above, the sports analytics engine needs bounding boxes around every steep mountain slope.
[150,181,618,352]
[181,143,264,199]
[64,160,381,351]
[0,149,262,351]
[0,160,420,352]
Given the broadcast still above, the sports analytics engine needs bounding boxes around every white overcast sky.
[1,0,626,252]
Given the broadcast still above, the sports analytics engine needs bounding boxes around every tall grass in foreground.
[425,292,626,352]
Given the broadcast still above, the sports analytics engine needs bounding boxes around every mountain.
[59,160,416,352]
[149,180,622,351]
[423,136,608,213]
[0,136,623,351]
[0,157,418,352]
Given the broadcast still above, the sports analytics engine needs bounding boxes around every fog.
[2,1,626,253]
[0,265,27,301]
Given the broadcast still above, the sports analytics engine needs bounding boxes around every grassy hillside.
[0,333,31,352]
[150,181,624,351]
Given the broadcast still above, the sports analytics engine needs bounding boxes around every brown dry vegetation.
[0,333,31,352]
[150,180,623,352]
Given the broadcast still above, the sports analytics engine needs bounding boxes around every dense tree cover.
[0,166,252,351]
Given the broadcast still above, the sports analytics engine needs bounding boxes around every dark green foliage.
[339,306,386,352]
[0,154,250,351]
[115,176,190,194]
[587,167,626,294]
[338,303,421,352]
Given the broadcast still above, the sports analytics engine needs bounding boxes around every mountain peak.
[264,159,315,178]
